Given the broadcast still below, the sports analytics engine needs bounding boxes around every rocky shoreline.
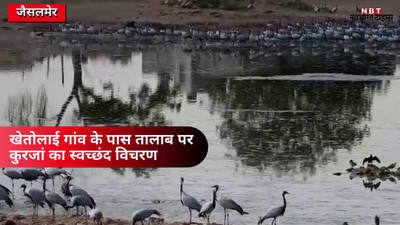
[0,214,183,225]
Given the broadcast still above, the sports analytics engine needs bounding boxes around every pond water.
[1,40,400,225]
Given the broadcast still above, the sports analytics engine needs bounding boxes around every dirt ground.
[1,0,400,30]
[0,214,211,225]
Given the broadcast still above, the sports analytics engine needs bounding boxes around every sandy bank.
[0,214,211,225]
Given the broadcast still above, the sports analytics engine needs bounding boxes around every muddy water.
[1,41,400,225]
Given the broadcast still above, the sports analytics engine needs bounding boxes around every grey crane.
[199,185,219,223]
[42,179,68,217]
[43,168,71,190]
[21,168,45,186]
[131,209,161,225]
[61,175,96,208]
[0,184,12,199]
[219,195,249,225]
[20,184,45,217]
[2,168,22,190]
[179,177,201,224]
[68,194,96,215]
[0,184,13,208]
[89,208,103,225]
[258,191,290,225]
[61,174,73,199]
[70,185,93,200]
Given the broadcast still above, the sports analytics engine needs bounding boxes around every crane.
[132,209,161,225]
[20,184,45,217]
[258,191,290,225]
[218,194,248,225]
[179,177,201,224]
[89,208,103,225]
[199,185,219,223]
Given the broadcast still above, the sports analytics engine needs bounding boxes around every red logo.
[8,4,66,22]
[360,7,382,15]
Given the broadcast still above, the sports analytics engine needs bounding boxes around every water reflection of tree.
[209,79,381,177]
[55,48,181,178]
[110,168,156,178]
[7,86,48,126]
[56,48,179,126]
[191,46,397,77]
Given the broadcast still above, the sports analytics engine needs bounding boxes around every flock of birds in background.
[0,168,290,225]
[40,3,400,51]
[0,164,385,225]
[52,20,400,46]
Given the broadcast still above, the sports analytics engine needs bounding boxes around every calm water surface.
[1,41,400,225]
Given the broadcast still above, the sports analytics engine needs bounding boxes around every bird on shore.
[258,191,290,225]
[132,209,161,225]
[45,191,69,217]
[362,155,381,165]
[219,195,248,225]
[20,184,45,217]
[89,208,103,225]
[0,184,13,208]
[69,194,96,215]
[42,179,68,217]
[179,177,201,224]
[199,185,219,223]
[2,168,22,191]
[61,175,95,207]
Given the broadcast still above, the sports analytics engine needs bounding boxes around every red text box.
[0,126,208,167]
[8,4,66,22]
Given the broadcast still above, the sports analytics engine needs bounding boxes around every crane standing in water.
[179,177,201,224]
[258,191,290,225]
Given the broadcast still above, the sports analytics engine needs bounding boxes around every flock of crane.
[0,168,289,225]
